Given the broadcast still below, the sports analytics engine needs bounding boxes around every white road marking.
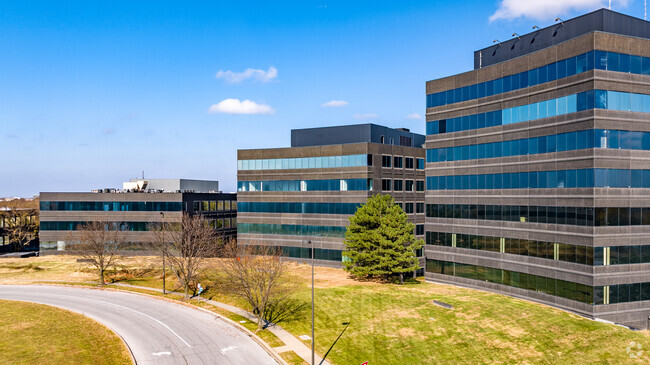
[152,351,172,356]
[222,346,237,353]
[43,293,193,348]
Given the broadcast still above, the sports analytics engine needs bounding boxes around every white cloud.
[215,66,278,83]
[321,100,348,107]
[208,98,275,115]
[405,113,422,120]
[490,0,629,22]
[354,113,379,120]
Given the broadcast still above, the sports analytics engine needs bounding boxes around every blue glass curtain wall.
[426,50,650,108]
[427,231,650,266]
[426,129,650,163]
[238,202,362,215]
[426,90,650,135]
[426,231,595,265]
[426,203,650,227]
[238,154,368,171]
[40,201,182,212]
[41,221,152,231]
[426,169,650,190]
[237,178,370,192]
[237,223,347,237]
[426,259,595,304]
[246,245,343,262]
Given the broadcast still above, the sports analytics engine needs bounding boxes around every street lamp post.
[160,212,166,295]
[308,239,315,365]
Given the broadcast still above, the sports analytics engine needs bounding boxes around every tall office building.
[424,9,650,329]
[237,124,426,267]
[39,179,237,251]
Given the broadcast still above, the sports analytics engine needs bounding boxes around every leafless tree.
[66,221,125,286]
[1,199,39,252]
[219,241,300,332]
[150,213,217,298]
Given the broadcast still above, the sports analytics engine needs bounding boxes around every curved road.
[0,285,278,365]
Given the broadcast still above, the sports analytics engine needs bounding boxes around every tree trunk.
[399,273,404,285]
[184,284,189,298]
[99,268,105,286]
[256,316,263,333]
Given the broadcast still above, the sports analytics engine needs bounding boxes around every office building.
[424,9,650,328]
[39,179,236,251]
[237,124,426,267]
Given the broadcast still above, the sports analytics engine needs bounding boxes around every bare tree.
[219,241,299,332]
[1,199,39,252]
[66,221,125,286]
[150,213,216,298]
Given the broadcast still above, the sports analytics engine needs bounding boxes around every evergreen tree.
[343,194,424,284]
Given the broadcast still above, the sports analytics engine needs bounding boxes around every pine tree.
[343,194,424,284]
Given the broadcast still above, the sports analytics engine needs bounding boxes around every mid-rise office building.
[424,9,650,328]
[237,124,426,267]
[39,178,236,251]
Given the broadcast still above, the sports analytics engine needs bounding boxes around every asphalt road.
[0,285,278,365]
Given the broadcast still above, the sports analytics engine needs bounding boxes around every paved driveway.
[0,285,278,364]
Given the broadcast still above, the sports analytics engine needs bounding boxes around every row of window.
[239,202,362,215]
[426,129,650,163]
[238,179,371,192]
[426,169,650,190]
[425,204,650,227]
[427,259,650,305]
[381,179,425,192]
[238,201,424,216]
[237,223,347,237]
[426,90,650,135]
[426,259,594,304]
[426,231,650,266]
[193,200,236,212]
[245,244,343,262]
[426,50,650,108]
[380,156,425,169]
[40,201,183,212]
[40,219,237,231]
[238,154,369,171]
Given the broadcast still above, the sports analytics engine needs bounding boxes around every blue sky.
[2,0,647,197]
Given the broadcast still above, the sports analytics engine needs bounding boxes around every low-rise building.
[39,179,236,251]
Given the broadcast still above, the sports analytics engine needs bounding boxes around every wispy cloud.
[490,0,628,22]
[5,134,18,139]
[354,113,379,120]
[102,128,116,135]
[215,66,278,83]
[322,100,348,107]
[405,113,422,120]
[208,98,275,115]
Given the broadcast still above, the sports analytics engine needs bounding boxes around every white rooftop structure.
[122,179,219,193]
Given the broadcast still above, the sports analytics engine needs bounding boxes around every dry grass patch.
[0,299,131,365]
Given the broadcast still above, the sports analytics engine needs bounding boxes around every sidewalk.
[111,283,330,365]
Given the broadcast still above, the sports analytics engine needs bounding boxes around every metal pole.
[160,212,166,295]
[310,240,315,365]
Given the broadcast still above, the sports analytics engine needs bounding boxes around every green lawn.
[2,255,650,364]
[0,299,132,365]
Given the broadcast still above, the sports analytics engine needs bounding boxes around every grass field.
[0,299,132,365]
[1,255,649,364]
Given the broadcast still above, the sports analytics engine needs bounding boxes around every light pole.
[308,239,314,365]
[160,211,166,295]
